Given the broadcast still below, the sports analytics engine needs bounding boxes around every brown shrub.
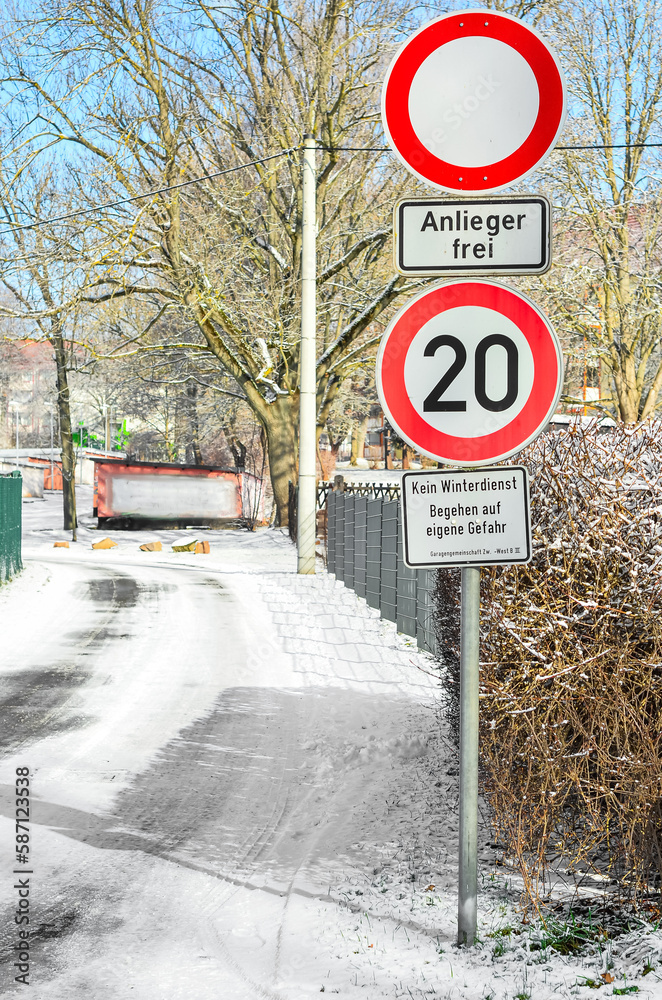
[477,421,662,903]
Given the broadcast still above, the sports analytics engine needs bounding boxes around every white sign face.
[402,305,536,440]
[395,197,550,275]
[401,467,531,567]
[408,37,539,167]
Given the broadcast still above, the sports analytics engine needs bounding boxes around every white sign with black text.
[401,467,531,568]
[395,196,550,276]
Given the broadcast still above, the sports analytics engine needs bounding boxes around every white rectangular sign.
[394,196,550,276]
[401,467,532,568]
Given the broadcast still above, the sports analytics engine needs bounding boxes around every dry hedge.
[438,421,662,906]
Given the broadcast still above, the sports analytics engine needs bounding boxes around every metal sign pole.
[458,564,480,945]
[50,406,54,486]
[297,134,317,574]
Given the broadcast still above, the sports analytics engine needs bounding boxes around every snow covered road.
[0,555,241,806]
[0,494,460,998]
[2,491,662,1000]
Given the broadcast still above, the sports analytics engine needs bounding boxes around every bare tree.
[3,0,426,523]
[0,165,91,536]
[537,0,662,422]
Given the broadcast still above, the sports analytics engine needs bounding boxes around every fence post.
[380,499,399,622]
[416,570,437,654]
[335,492,346,582]
[327,490,337,574]
[397,503,418,638]
[354,497,368,599]
[366,497,383,610]
[344,495,356,589]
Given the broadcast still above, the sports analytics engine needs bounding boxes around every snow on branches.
[480,421,662,906]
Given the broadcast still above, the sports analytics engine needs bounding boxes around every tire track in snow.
[0,562,167,755]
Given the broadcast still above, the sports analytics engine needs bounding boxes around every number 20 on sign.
[375,279,564,466]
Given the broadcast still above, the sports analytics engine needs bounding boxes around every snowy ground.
[0,488,661,998]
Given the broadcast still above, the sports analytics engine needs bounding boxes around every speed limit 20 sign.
[376,280,563,466]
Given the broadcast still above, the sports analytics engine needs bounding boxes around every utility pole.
[458,565,480,945]
[45,402,55,488]
[9,401,19,467]
[297,134,317,574]
[103,403,112,455]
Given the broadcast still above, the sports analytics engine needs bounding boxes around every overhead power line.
[0,147,296,237]
[1,138,661,239]
[319,142,662,152]
[557,142,662,150]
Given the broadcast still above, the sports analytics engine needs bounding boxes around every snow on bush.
[438,420,662,907]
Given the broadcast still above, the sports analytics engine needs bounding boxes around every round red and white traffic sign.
[382,10,566,193]
[376,280,563,466]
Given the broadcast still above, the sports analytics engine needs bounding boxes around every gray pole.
[104,404,111,455]
[79,421,84,484]
[297,134,317,575]
[458,564,481,945]
[50,407,54,486]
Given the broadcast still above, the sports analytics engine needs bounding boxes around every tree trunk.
[639,359,662,421]
[317,439,336,480]
[318,439,341,480]
[51,333,77,538]
[384,425,393,470]
[350,415,369,466]
[184,381,203,465]
[262,395,298,527]
[613,350,640,423]
[220,415,247,471]
[228,436,247,470]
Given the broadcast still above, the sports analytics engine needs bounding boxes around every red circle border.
[377,281,563,465]
[382,11,565,192]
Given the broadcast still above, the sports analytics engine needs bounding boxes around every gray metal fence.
[326,489,436,654]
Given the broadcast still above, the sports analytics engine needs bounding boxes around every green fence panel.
[0,471,22,582]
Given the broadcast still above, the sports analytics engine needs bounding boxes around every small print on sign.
[401,467,531,567]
